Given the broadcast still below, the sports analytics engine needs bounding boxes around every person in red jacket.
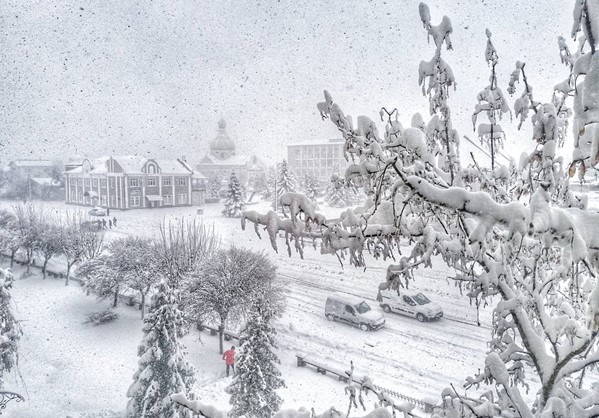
[222,346,236,377]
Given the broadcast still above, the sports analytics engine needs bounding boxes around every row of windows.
[74,176,188,188]
[71,192,188,207]
[130,194,188,207]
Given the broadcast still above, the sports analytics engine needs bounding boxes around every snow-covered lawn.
[2,200,500,417]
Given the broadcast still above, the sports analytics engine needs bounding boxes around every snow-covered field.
[2,200,502,417]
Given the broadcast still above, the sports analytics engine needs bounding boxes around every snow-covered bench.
[295,353,361,383]
[197,324,242,342]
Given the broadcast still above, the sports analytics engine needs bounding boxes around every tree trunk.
[26,252,31,274]
[113,286,119,308]
[140,292,146,319]
[218,323,225,354]
[10,250,16,267]
[65,263,71,286]
[42,258,49,279]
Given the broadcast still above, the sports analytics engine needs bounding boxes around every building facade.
[196,119,266,186]
[287,138,347,182]
[64,156,206,209]
[6,159,63,200]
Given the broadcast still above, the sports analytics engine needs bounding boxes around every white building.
[287,138,347,182]
[196,119,266,185]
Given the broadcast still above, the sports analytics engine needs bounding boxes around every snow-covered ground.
[2,200,503,417]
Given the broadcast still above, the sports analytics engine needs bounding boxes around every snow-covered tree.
[472,29,510,170]
[184,246,279,354]
[0,267,21,388]
[222,171,246,218]
[37,222,63,279]
[240,3,599,416]
[0,210,20,268]
[226,299,285,418]
[302,174,321,201]
[126,280,195,418]
[418,2,460,185]
[13,204,42,274]
[59,212,103,286]
[325,172,352,208]
[156,219,219,289]
[207,174,223,200]
[121,237,160,319]
[83,236,157,313]
[273,160,297,209]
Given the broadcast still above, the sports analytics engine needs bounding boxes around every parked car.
[378,289,443,321]
[80,220,102,232]
[325,293,385,331]
[88,207,107,216]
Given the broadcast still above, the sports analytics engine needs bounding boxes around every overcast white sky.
[1,0,573,167]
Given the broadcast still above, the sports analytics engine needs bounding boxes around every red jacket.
[223,349,235,365]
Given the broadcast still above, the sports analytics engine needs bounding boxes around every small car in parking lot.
[378,289,443,321]
[325,293,385,331]
[88,207,107,216]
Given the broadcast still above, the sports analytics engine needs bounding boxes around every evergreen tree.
[222,171,246,218]
[324,173,351,207]
[0,267,21,388]
[226,301,285,418]
[207,174,222,200]
[126,281,195,418]
[302,174,321,201]
[273,160,297,209]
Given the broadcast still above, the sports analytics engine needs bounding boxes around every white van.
[378,289,443,321]
[325,294,385,331]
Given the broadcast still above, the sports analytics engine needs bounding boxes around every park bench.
[295,353,361,383]
[197,323,242,342]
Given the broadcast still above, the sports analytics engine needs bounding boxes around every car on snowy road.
[88,207,107,216]
[325,294,385,331]
[378,289,443,321]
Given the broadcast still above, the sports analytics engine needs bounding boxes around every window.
[164,177,171,186]
[147,177,156,187]
[177,177,186,186]
[345,305,355,315]
[109,178,115,188]
[148,164,156,174]
[77,178,83,186]
[101,179,107,188]
[110,196,116,207]
[92,179,98,188]
[178,194,187,204]
[131,196,141,207]
[101,196,107,206]
[130,178,139,187]
[84,178,90,187]
[163,195,172,205]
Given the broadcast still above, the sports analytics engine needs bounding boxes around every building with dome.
[196,119,266,186]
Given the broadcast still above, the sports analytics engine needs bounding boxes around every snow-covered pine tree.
[273,160,297,210]
[324,172,351,208]
[471,29,510,170]
[222,171,246,218]
[226,300,285,418]
[0,267,21,388]
[126,280,195,418]
[302,174,321,201]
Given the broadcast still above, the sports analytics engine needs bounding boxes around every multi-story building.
[287,138,347,182]
[64,156,206,209]
[196,119,266,186]
[6,159,63,200]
